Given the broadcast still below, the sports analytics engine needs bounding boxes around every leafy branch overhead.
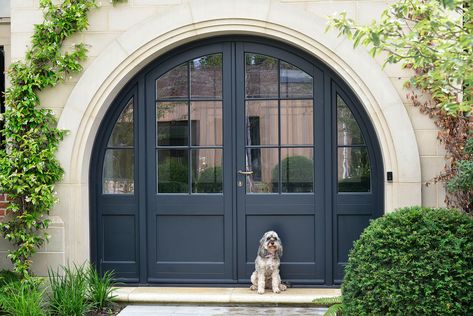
[0,0,96,278]
[327,0,472,212]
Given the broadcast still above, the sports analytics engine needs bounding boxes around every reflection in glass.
[191,54,222,98]
[157,101,188,146]
[103,149,134,194]
[245,53,278,98]
[338,147,370,192]
[192,149,223,193]
[157,149,189,193]
[279,148,313,193]
[280,100,313,145]
[157,63,188,99]
[337,95,364,145]
[108,98,134,147]
[280,61,313,98]
[246,148,278,193]
[191,101,223,146]
[246,100,278,146]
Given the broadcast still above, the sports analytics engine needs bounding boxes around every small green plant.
[342,206,473,315]
[325,304,344,316]
[87,265,117,312]
[48,264,92,316]
[0,280,45,316]
[313,296,344,316]
[0,269,21,288]
[312,296,343,306]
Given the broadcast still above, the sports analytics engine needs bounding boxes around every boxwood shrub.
[342,206,473,315]
[272,155,313,192]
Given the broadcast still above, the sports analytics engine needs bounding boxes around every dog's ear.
[258,243,268,258]
[277,241,283,258]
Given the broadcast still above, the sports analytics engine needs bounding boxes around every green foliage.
[327,0,472,115]
[342,206,473,315]
[48,264,92,316]
[87,265,117,312]
[272,155,313,192]
[447,137,473,206]
[0,280,45,316]
[0,269,21,288]
[195,166,223,193]
[313,297,344,316]
[0,0,97,278]
[158,157,188,193]
[326,0,472,212]
[312,296,343,306]
[324,304,344,316]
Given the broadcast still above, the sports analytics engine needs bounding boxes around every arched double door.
[90,37,383,286]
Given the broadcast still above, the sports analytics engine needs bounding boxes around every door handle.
[238,170,254,175]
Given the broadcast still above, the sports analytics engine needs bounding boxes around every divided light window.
[244,53,314,194]
[156,54,224,194]
[336,95,371,192]
[102,98,134,194]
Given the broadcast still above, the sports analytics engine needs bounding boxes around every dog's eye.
[266,237,271,241]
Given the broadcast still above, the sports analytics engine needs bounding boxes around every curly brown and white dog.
[250,231,287,294]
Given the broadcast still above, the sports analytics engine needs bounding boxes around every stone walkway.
[118,305,328,315]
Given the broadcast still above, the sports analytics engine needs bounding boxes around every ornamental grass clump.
[0,279,46,316]
[48,264,92,316]
[342,206,473,315]
[87,265,117,312]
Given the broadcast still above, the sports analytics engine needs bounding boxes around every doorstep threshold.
[114,287,341,305]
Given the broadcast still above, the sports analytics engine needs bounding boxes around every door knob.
[238,170,254,175]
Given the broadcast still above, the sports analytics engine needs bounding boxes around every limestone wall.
[2,0,446,274]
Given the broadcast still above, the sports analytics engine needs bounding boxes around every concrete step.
[114,287,341,306]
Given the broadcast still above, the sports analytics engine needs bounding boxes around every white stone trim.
[57,0,421,262]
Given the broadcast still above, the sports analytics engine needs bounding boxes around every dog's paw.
[279,284,287,291]
[257,288,265,294]
[272,287,281,294]
[250,285,257,291]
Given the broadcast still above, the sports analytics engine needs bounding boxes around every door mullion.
[234,42,247,282]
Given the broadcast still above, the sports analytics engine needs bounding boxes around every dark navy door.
[90,37,383,285]
[235,43,325,284]
[145,43,235,282]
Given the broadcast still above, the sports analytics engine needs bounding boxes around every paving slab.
[117,305,329,316]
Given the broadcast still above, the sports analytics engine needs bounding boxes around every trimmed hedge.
[342,206,473,315]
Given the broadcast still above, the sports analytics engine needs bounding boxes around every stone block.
[10,9,42,33]
[420,156,445,183]
[421,182,437,208]
[415,130,439,156]
[108,6,158,31]
[306,1,356,21]
[83,32,120,57]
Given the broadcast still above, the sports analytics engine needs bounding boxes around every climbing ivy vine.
[0,0,98,278]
